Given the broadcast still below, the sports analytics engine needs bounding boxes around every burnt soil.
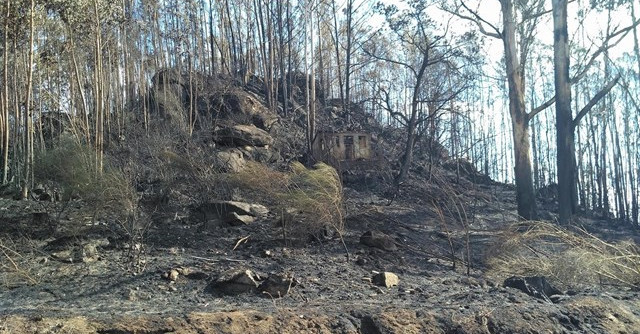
[1,174,640,334]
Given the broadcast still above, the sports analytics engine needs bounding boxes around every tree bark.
[501,0,537,220]
[552,0,574,224]
[22,0,36,199]
[2,0,9,184]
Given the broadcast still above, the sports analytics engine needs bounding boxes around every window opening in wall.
[358,135,367,148]
[344,135,354,160]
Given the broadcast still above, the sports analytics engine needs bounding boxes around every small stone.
[51,250,74,263]
[372,272,399,288]
[127,289,137,301]
[77,243,99,263]
[176,267,191,276]
[168,269,180,282]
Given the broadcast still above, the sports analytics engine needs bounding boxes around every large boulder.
[214,124,274,147]
[150,69,188,128]
[214,148,246,172]
[210,91,278,130]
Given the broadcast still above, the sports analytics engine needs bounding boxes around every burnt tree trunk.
[552,0,574,224]
[501,0,537,220]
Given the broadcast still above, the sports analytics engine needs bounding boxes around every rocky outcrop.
[149,70,280,133]
[214,148,246,172]
[214,124,274,147]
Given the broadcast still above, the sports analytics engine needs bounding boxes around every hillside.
[1,72,639,333]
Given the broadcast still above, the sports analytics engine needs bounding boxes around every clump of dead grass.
[0,238,39,287]
[230,161,345,242]
[487,221,640,290]
[35,135,136,221]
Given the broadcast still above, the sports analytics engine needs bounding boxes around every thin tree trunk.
[93,0,104,173]
[2,0,10,184]
[277,0,289,116]
[309,4,316,160]
[22,0,36,199]
[344,0,353,121]
[331,0,344,112]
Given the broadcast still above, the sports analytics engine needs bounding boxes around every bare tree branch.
[442,1,501,39]
[528,95,556,120]
[572,73,621,129]
[571,18,640,84]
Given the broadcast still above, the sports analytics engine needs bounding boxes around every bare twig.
[232,235,250,251]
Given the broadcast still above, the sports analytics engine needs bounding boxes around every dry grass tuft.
[487,221,640,290]
[230,161,291,202]
[0,238,39,287]
[35,136,137,222]
[229,161,345,241]
[285,162,345,237]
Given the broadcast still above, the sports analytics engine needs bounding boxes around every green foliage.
[35,136,135,219]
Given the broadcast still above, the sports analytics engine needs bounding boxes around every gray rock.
[214,148,246,172]
[212,268,260,295]
[223,212,256,226]
[360,231,398,251]
[215,124,274,147]
[503,276,562,302]
[205,200,267,217]
[212,91,279,130]
[193,200,268,226]
[241,146,282,164]
[75,243,99,263]
[372,272,399,288]
[259,274,297,298]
